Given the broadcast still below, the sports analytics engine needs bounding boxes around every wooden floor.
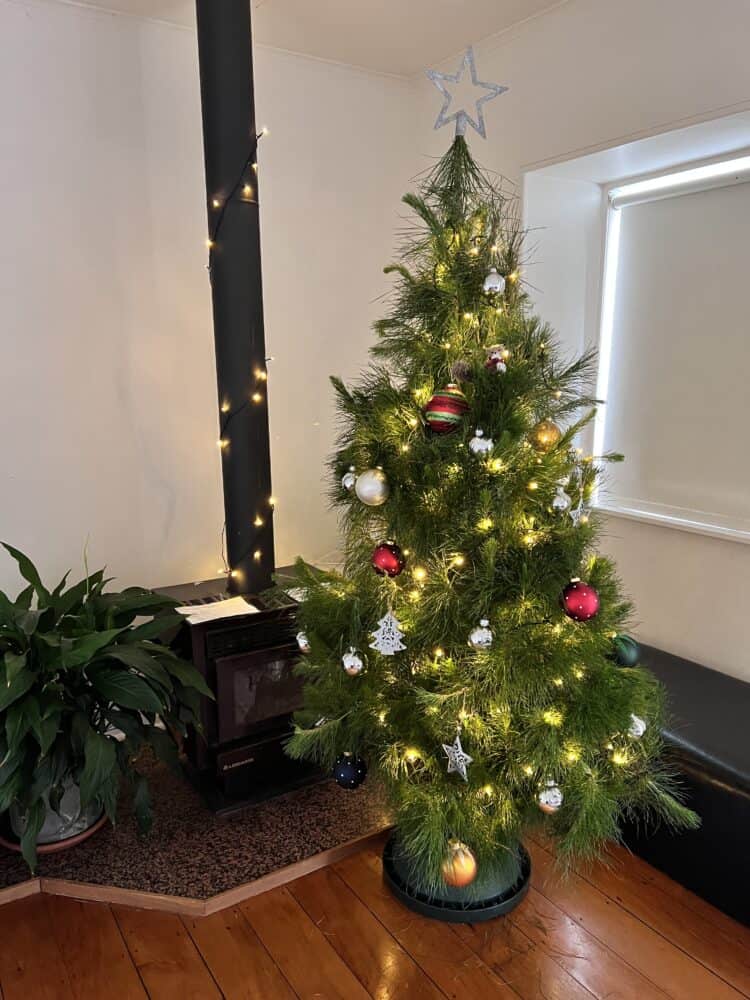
[0,837,748,999]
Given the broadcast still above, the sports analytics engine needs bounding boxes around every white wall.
[255,49,413,569]
[0,0,412,593]
[409,0,750,680]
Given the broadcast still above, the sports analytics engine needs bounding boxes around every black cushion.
[641,644,750,793]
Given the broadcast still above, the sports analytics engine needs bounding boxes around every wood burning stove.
[164,581,320,815]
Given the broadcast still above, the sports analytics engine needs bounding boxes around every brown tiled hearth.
[0,754,391,915]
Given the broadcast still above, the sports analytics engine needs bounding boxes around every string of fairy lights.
[204,126,277,584]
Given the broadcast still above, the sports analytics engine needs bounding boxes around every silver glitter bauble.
[342,647,365,676]
[296,631,311,654]
[628,714,647,739]
[552,485,572,512]
[450,359,474,383]
[354,468,389,507]
[341,466,357,491]
[469,428,494,455]
[468,618,493,649]
[538,780,563,814]
[483,267,506,295]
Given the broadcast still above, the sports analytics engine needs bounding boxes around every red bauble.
[423,384,469,435]
[560,578,600,622]
[371,541,406,578]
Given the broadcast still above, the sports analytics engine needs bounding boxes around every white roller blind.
[601,180,750,532]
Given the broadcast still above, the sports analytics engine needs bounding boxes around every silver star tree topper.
[427,46,508,139]
[442,731,473,781]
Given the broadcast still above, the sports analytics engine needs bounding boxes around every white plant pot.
[9,778,103,845]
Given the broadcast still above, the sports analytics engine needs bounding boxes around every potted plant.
[0,543,212,870]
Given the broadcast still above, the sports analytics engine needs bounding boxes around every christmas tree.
[286,134,697,904]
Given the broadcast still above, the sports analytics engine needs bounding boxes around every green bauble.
[609,634,640,668]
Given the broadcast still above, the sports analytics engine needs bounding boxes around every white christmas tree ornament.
[369,612,406,656]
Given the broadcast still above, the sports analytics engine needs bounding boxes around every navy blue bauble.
[333,753,367,790]
[608,634,640,667]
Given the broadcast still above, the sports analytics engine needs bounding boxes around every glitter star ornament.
[443,730,473,781]
[370,612,406,656]
[427,47,509,139]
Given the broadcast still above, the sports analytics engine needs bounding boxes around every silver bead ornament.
[342,646,365,676]
[469,428,494,455]
[341,466,357,491]
[552,485,572,512]
[483,267,506,295]
[296,631,311,654]
[628,714,647,739]
[538,780,563,814]
[354,468,390,506]
[469,618,493,649]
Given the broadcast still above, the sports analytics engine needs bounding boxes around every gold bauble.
[530,419,562,452]
[441,841,478,888]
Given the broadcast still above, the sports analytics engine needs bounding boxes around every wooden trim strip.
[203,827,392,915]
[39,878,206,916]
[0,878,40,906]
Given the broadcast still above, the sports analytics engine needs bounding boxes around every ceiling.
[72,0,563,76]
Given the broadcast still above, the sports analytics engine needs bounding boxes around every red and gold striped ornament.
[423,384,469,435]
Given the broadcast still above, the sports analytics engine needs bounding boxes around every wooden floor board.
[453,916,596,999]
[45,895,147,999]
[0,895,75,1000]
[113,904,222,999]
[335,849,518,999]
[290,863,446,999]
[241,885,371,1000]
[580,843,750,995]
[529,841,745,1000]
[0,838,745,1000]
[184,906,298,1000]
[510,886,670,1000]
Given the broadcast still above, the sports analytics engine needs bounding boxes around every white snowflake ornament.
[342,647,364,676]
[443,730,473,781]
[369,612,406,656]
[468,619,493,649]
[538,780,563,814]
[469,428,494,455]
[628,714,647,739]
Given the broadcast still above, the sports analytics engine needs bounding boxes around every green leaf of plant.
[2,544,50,606]
[79,727,117,808]
[15,584,33,610]
[161,658,214,699]
[51,570,104,620]
[133,775,152,834]
[89,667,164,713]
[35,714,60,756]
[16,609,43,637]
[0,668,36,713]
[0,590,18,627]
[103,647,172,692]
[61,628,126,669]
[144,727,180,773]
[5,696,40,754]
[20,798,46,872]
[4,651,27,686]
[123,614,185,644]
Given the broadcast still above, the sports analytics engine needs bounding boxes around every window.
[593,155,750,543]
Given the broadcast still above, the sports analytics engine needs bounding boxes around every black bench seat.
[622,644,750,926]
